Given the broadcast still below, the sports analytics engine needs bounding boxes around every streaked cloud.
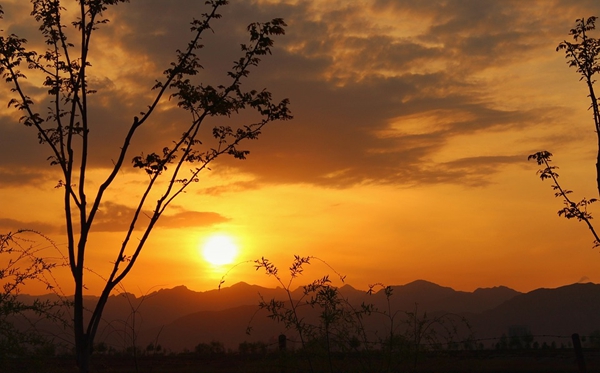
[5,0,590,189]
[0,217,60,234]
[92,202,229,232]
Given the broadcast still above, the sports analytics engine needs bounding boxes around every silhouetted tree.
[495,334,509,350]
[252,256,349,373]
[238,340,267,355]
[558,17,600,196]
[522,331,534,349]
[508,334,522,350]
[0,1,290,372]
[589,330,600,348]
[195,340,225,356]
[0,230,68,358]
[530,16,600,247]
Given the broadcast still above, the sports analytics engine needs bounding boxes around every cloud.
[0,167,57,187]
[159,208,231,229]
[196,0,598,188]
[1,0,599,192]
[199,180,260,196]
[210,75,545,187]
[0,217,61,234]
[92,202,229,232]
[436,155,526,187]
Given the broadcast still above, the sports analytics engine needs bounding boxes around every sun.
[201,234,239,266]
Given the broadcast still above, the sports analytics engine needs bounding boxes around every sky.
[2,0,600,296]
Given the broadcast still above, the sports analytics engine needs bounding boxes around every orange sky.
[2,0,600,296]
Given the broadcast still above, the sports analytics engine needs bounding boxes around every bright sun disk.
[201,234,238,266]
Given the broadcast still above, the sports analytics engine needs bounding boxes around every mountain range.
[21,280,600,352]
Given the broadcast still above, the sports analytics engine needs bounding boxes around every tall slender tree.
[0,1,291,371]
[530,17,600,247]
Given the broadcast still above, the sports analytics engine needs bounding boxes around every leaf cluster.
[557,17,600,82]
[529,151,600,247]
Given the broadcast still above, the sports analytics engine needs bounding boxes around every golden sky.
[2,0,600,296]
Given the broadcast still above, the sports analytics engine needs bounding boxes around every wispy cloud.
[92,202,229,232]
[0,0,599,190]
[0,217,60,234]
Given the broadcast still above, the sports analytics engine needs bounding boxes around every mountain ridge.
[18,280,600,352]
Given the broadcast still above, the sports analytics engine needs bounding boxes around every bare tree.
[0,230,69,357]
[530,16,600,247]
[0,1,291,371]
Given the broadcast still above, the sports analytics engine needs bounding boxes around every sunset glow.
[2,0,600,297]
[201,234,239,266]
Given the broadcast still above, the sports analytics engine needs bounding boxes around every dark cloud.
[211,73,545,187]
[1,0,599,192]
[0,217,60,234]
[438,155,526,186]
[92,202,229,232]
[0,167,53,187]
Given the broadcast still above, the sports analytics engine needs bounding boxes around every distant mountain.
[368,280,521,314]
[18,280,600,353]
[99,283,287,330]
[471,282,600,343]
[98,279,525,350]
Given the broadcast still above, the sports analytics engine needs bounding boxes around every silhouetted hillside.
[141,305,282,352]
[368,280,520,314]
[18,281,600,353]
[471,282,600,344]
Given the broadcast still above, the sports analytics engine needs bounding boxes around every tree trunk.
[596,156,600,199]
[74,275,91,373]
[76,336,91,373]
[586,79,600,198]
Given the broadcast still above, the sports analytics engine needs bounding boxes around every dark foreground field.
[4,349,600,373]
